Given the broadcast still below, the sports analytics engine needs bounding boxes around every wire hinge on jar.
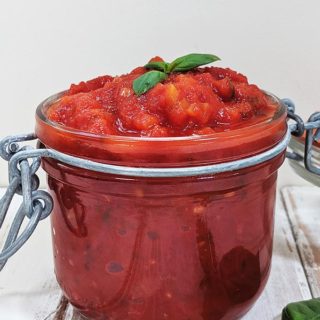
[0,133,53,270]
[0,99,319,270]
[282,99,320,175]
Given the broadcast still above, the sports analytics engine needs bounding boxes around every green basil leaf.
[168,53,220,72]
[133,71,167,96]
[133,53,221,95]
[145,61,170,73]
[282,298,320,320]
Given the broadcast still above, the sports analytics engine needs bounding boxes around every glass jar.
[35,92,287,320]
[288,136,320,187]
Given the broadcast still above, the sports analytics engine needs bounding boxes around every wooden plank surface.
[281,186,320,298]
[0,188,318,320]
[242,195,311,320]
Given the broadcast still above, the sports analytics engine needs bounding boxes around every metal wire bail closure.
[0,98,320,269]
[284,99,320,175]
[0,134,53,270]
[305,112,320,175]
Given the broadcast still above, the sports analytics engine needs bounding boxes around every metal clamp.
[0,99,319,269]
[0,134,53,270]
[283,99,320,175]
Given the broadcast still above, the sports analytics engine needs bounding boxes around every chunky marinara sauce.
[47,57,278,137]
[37,58,287,320]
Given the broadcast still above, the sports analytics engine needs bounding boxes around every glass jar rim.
[36,90,286,143]
[35,90,287,167]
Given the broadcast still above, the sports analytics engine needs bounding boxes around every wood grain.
[281,186,320,298]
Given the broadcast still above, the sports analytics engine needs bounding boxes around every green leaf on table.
[282,298,320,320]
[168,53,220,72]
[133,70,168,96]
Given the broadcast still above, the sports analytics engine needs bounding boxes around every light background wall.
[0,0,319,187]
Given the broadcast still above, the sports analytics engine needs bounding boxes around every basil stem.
[145,61,170,73]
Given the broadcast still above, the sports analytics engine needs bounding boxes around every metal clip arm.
[305,112,320,175]
[0,134,53,270]
[283,99,320,175]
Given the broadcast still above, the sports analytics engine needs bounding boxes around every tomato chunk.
[47,59,279,137]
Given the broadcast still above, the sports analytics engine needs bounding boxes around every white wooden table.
[0,186,319,320]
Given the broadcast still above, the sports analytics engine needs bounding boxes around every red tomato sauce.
[47,58,279,137]
[43,155,283,320]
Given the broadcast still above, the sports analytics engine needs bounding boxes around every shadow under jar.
[35,92,287,320]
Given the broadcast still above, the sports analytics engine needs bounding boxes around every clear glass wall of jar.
[36,93,287,320]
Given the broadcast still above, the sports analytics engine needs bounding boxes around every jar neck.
[35,92,287,168]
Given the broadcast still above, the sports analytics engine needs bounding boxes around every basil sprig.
[133,53,220,96]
